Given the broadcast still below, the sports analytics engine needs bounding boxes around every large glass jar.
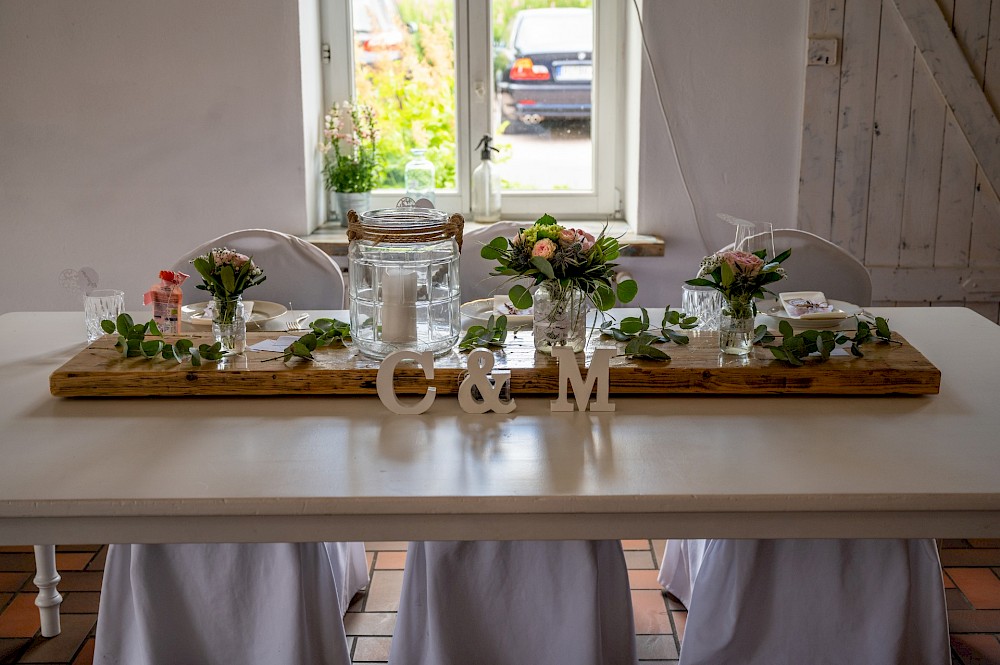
[347,205,463,359]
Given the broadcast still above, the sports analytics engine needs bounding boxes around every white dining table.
[1,306,999,636]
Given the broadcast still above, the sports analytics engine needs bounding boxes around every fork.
[285,311,310,332]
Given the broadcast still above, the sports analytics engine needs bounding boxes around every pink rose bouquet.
[480,213,638,312]
[192,247,266,306]
[688,246,790,319]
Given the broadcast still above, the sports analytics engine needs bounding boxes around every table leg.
[32,545,62,637]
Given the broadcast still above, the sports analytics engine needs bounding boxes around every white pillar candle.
[380,269,418,343]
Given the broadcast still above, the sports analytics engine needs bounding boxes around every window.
[320,0,627,221]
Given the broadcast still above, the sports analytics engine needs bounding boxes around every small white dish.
[460,296,533,327]
[182,300,288,326]
[760,298,860,329]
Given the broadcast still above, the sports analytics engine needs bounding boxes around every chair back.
[459,221,529,302]
[172,229,346,309]
[723,229,872,306]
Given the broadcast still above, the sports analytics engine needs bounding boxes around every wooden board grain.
[49,328,942,398]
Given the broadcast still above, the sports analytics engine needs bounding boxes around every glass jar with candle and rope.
[347,201,464,359]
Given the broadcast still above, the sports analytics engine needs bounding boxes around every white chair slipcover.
[726,228,873,306]
[659,539,949,665]
[459,221,530,303]
[95,234,362,663]
[94,542,365,665]
[389,540,638,665]
[171,228,347,309]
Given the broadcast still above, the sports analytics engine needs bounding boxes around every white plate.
[759,298,861,329]
[182,300,288,326]
[461,297,533,327]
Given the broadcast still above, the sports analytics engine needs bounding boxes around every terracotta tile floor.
[1,540,999,664]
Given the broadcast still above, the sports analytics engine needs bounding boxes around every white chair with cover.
[658,538,949,664]
[389,540,638,665]
[171,228,347,309]
[659,231,945,664]
[459,221,528,303]
[95,230,364,664]
[95,543,356,665]
[736,228,873,306]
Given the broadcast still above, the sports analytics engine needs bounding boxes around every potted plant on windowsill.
[321,101,382,227]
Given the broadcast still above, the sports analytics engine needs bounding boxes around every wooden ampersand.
[458,348,516,414]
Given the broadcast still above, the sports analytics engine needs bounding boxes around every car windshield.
[513,11,592,53]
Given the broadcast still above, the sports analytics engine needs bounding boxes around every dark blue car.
[495,8,593,127]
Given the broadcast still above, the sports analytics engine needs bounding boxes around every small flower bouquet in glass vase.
[687,247,790,355]
[191,248,266,354]
[481,214,638,354]
[321,101,381,225]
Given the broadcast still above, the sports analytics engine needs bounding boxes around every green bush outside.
[354,0,589,190]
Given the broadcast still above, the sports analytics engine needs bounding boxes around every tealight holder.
[347,203,464,359]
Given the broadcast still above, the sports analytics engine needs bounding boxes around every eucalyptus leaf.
[480,237,508,260]
[530,256,555,279]
[663,329,689,345]
[140,340,163,357]
[620,318,644,335]
[508,284,532,310]
[875,316,892,340]
[115,313,132,337]
[592,283,616,311]
[616,279,638,303]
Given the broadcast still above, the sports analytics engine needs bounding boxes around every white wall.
[622,0,807,307]
[0,0,308,313]
[0,0,806,314]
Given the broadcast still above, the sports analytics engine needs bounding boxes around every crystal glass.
[737,221,775,260]
[681,284,723,331]
[84,289,125,343]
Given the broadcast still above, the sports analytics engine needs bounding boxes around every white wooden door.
[799,0,1000,322]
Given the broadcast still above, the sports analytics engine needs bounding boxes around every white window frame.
[320,0,627,222]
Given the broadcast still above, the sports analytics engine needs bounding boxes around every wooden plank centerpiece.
[49,328,941,398]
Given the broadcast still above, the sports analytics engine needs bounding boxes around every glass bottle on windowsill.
[404,148,435,206]
[471,134,501,222]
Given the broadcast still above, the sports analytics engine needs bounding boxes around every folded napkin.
[779,292,837,319]
[248,335,301,352]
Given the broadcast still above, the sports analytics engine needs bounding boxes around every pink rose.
[575,229,596,252]
[720,250,764,276]
[213,249,251,269]
[558,228,577,246]
[531,238,557,260]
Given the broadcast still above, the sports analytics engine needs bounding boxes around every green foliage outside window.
[354,0,590,191]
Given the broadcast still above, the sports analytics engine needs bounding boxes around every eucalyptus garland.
[100,314,226,366]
